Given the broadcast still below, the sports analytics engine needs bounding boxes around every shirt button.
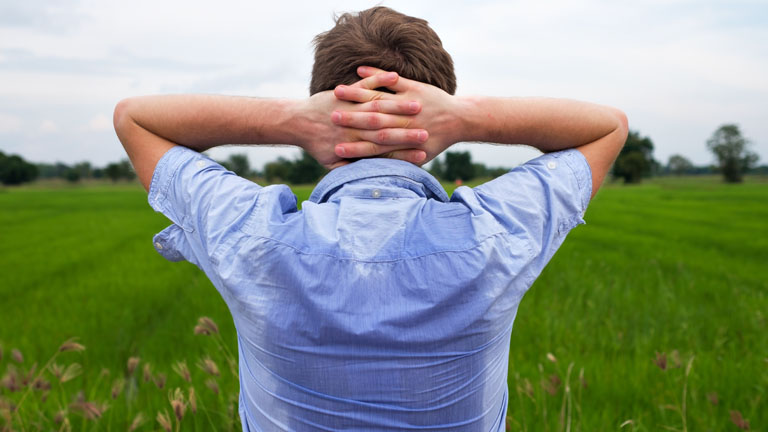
[155,242,163,250]
[196,160,205,168]
[371,189,381,198]
[547,161,557,170]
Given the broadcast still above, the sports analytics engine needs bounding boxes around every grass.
[0,176,766,430]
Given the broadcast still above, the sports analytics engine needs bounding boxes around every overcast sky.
[1,0,766,170]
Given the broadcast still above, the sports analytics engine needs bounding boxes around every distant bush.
[0,151,38,185]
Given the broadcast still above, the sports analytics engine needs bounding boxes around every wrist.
[269,99,306,147]
[452,96,490,143]
[285,98,325,151]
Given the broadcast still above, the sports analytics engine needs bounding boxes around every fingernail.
[418,131,428,142]
[335,86,345,97]
[409,102,419,112]
[386,72,397,80]
[332,111,341,123]
[415,152,426,163]
[336,145,345,156]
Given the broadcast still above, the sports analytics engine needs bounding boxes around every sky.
[1,0,766,170]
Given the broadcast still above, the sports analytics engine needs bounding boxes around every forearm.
[114,94,302,151]
[454,96,625,152]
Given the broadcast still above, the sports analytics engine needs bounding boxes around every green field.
[1,177,766,430]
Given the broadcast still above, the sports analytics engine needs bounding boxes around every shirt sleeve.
[148,146,262,266]
[467,149,592,282]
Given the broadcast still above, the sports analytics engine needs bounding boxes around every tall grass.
[1,177,766,430]
[1,318,238,431]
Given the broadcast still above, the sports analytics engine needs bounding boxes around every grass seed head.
[654,351,667,370]
[60,363,82,383]
[205,378,219,395]
[188,386,197,414]
[169,388,187,421]
[194,317,219,335]
[11,349,23,364]
[53,409,67,424]
[730,410,750,430]
[197,356,220,377]
[127,357,140,376]
[154,373,167,389]
[59,339,86,353]
[128,412,145,432]
[50,363,64,379]
[156,409,173,432]
[707,391,719,405]
[69,400,105,420]
[32,377,51,391]
[546,352,557,363]
[1,368,20,392]
[111,378,125,399]
[172,361,191,382]
[143,363,152,383]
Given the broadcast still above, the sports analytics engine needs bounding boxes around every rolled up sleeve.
[470,149,592,281]
[148,146,262,266]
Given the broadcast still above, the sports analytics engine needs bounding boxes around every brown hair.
[310,7,456,96]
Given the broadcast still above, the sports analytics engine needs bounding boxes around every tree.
[666,154,693,175]
[706,124,759,183]
[612,130,656,184]
[287,151,326,184]
[222,153,252,178]
[428,157,444,179]
[263,152,326,184]
[442,151,475,181]
[0,151,38,185]
[64,168,81,183]
[104,159,136,182]
[264,157,292,183]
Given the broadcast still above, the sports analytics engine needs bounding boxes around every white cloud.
[0,113,22,133]
[39,120,59,133]
[86,114,112,131]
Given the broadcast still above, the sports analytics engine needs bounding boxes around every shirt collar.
[309,158,450,204]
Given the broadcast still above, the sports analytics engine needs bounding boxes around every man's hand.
[296,71,431,169]
[330,66,461,165]
[331,66,628,198]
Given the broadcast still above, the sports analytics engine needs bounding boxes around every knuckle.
[377,130,389,142]
[367,114,380,128]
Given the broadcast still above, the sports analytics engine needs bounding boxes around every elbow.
[113,98,136,136]
[611,108,629,151]
[614,108,629,140]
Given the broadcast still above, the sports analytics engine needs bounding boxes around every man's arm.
[451,96,627,198]
[113,73,429,191]
[332,67,628,199]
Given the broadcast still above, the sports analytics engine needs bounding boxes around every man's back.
[150,147,592,431]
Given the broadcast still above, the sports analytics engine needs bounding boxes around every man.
[114,7,626,431]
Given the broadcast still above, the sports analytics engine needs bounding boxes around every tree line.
[611,124,762,184]
[0,154,137,186]
[1,123,763,186]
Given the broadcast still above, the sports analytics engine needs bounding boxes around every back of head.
[310,7,456,96]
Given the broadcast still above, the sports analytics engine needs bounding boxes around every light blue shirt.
[149,146,592,431]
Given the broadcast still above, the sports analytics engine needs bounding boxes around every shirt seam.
[220,229,532,264]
